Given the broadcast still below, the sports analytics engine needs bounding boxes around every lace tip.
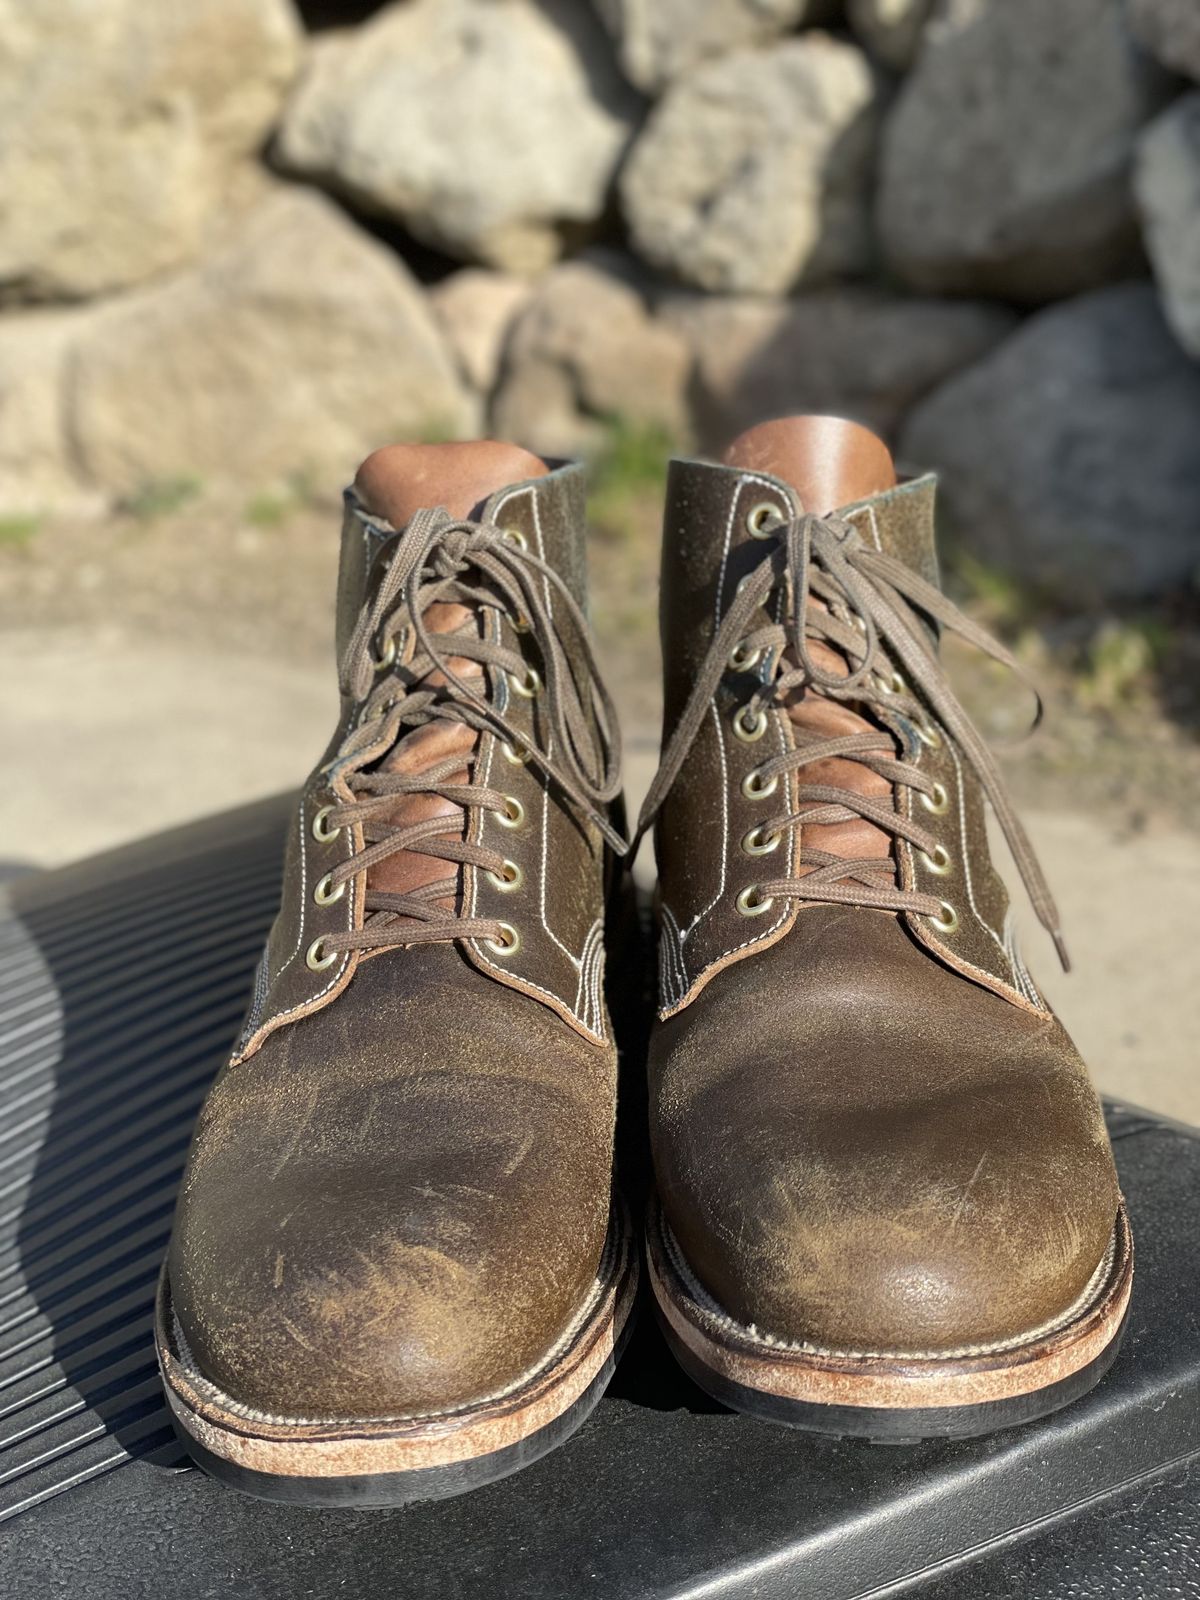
[1053,930,1071,974]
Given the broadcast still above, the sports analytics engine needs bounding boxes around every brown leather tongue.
[356,439,549,526]
[353,441,549,909]
[722,415,896,514]
[724,417,898,869]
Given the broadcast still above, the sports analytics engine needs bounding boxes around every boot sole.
[156,1206,637,1507]
[647,1197,1133,1442]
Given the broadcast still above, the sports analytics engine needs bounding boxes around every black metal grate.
[0,796,292,1522]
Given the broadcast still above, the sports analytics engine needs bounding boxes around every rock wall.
[2,0,1198,602]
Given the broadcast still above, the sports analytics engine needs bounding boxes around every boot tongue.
[356,439,549,526]
[723,416,898,870]
[722,415,896,514]
[352,440,550,909]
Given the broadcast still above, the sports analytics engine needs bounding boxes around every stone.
[430,270,534,398]
[68,189,474,501]
[490,257,692,460]
[277,0,639,275]
[0,311,102,517]
[590,0,815,92]
[1136,94,1200,358]
[661,289,1016,447]
[901,284,1200,603]
[877,0,1169,301]
[0,0,301,301]
[620,34,880,294]
[1128,0,1200,82]
[847,0,934,70]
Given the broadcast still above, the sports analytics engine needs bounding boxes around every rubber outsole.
[648,1198,1134,1442]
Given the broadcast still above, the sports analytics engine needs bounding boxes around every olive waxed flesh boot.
[157,442,637,1505]
[639,416,1131,1441]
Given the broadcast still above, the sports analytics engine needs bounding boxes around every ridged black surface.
[0,796,291,1523]
[0,796,1198,1597]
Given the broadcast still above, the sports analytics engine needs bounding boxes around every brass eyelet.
[313,872,346,906]
[486,858,524,893]
[305,936,337,971]
[373,634,398,673]
[484,922,521,955]
[742,768,779,801]
[511,611,532,635]
[746,501,782,539]
[497,795,525,829]
[728,641,762,673]
[502,527,529,552]
[920,781,950,816]
[928,901,959,934]
[311,804,341,843]
[741,825,781,857]
[875,670,906,696]
[920,843,952,876]
[500,739,530,766]
[732,705,768,743]
[509,665,540,699]
[735,885,775,917]
[916,720,944,750]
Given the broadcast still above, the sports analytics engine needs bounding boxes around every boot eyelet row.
[497,795,526,829]
[735,885,775,917]
[311,804,341,843]
[728,641,762,672]
[927,900,959,934]
[919,781,950,815]
[874,670,906,696]
[305,936,337,971]
[484,922,521,956]
[732,705,768,742]
[486,858,524,892]
[742,768,778,801]
[916,719,943,750]
[746,502,783,539]
[508,665,540,699]
[741,825,781,857]
[373,634,399,672]
[920,843,953,876]
[313,872,346,906]
[500,739,530,766]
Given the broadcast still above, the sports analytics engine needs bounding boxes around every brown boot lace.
[314,507,626,957]
[635,510,1070,970]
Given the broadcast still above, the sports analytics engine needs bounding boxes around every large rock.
[1136,95,1200,357]
[662,289,1016,447]
[0,311,102,516]
[277,0,639,275]
[1128,0,1200,81]
[620,34,880,294]
[0,0,301,301]
[878,0,1168,301]
[901,284,1200,603]
[68,189,474,500]
[491,257,692,459]
[430,270,534,399]
[848,0,935,69]
[591,0,815,92]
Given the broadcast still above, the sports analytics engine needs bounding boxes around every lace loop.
[636,512,1069,971]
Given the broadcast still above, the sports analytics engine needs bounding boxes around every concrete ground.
[4,626,1198,1124]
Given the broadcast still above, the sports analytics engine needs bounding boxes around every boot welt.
[156,1206,638,1507]
[647,1197,1133,1442]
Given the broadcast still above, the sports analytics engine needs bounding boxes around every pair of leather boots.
[158,416,1132,1507]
